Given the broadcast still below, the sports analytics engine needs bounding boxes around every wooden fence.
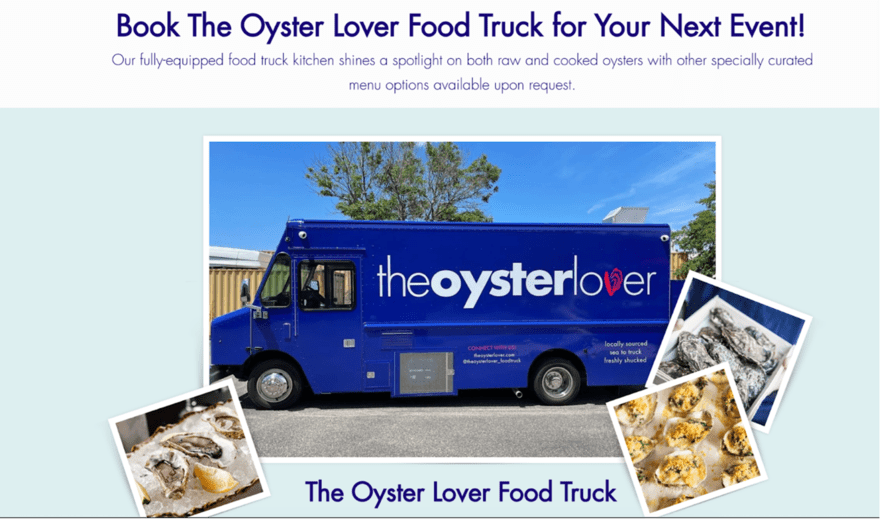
[209,268,265,324]
[670,252,688,280]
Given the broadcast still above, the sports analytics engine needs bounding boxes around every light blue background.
[0,109,876,517]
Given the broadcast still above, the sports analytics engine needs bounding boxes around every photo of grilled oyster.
[721,459,760,487]
[664,411,714,449]
[721,422,753,457]
[145,450,190,500]
[616,393,657,428]
[654,451,707,488]
[667,377,708,413]
[612,365,767,514]
[675,332,715,372]
[203,410,245,440]
[161,432,237,468]
[625,435,657,463]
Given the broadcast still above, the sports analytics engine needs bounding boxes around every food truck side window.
[298,260,356,311]
[259,253,291,308]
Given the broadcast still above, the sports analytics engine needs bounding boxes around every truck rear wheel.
[247,359,303,410]
[533,359,580,405]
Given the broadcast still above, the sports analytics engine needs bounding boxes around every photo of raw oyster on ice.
[608,365,768,517]
[110,381,269,517]
[651,272,812,432]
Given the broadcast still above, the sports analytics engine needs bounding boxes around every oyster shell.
[722,387,741,421]
[721,326,767,365]
[698,326,724,343]
[675,332,715,372]
[705,340,766,408]
[654,451,707,488]
[203,410,245,440]
[624,435,657,463]
[664,410,714,449]
[721,459,760,487]
[161,432,236,468]
[709,308,736,328]
[635,466,648,484]
[659,360,691,379]
[615,393,657,428]
[145,450,189,500]
[744,326,779,373]
[722,422,753,456]
[667,377,708,414]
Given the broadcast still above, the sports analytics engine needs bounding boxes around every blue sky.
[210,140,716,251]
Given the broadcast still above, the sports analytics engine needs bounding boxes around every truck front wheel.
[247,359,303,410]
[533,359,581,405]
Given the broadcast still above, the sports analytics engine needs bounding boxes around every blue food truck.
[210,220,672,409]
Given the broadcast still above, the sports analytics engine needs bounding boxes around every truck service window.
[298,260,356,311]
[259,253,291,307]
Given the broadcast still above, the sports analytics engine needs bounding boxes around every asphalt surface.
[226,376,633,459]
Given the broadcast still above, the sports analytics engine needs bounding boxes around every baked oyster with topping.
[624,435,657,463]
[203,409,245,440]
[635,466,648,484]
[664,411,714,449]
[675,332,714,372]
[722,422,753,456]
[668,377,708,413]
[721,386,741,421]
[722,459,760,487]
[145,450,189,500]
[655,451,707,488]
[616,393,657,427]
[709,368,729,386]
[161,432,236,468]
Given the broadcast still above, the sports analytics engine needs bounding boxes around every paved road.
[226,377,631,459]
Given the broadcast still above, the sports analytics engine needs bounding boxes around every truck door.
[251,252,295,355]
[293,257,363,393]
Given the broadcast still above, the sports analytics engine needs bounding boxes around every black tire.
[533,358,581,405]
[247,359,304,410]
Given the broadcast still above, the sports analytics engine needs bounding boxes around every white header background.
[2,0,877,107]
[0,1,877,517]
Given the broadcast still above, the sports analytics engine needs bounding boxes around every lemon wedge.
[193,463,239,493]
[136,481,151,504]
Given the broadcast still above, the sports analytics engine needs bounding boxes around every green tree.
[305,142,501,221]
[672,176,716,278]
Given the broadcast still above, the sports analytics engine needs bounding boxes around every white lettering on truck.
[377,255,656,309]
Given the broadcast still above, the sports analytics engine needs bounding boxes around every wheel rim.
[542,367,573,399]
[258,369,293,403]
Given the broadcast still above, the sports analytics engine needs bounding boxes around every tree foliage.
[305,142,501,221]
[672,176,716,278]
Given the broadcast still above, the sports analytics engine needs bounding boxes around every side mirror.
[240,279,251,305]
